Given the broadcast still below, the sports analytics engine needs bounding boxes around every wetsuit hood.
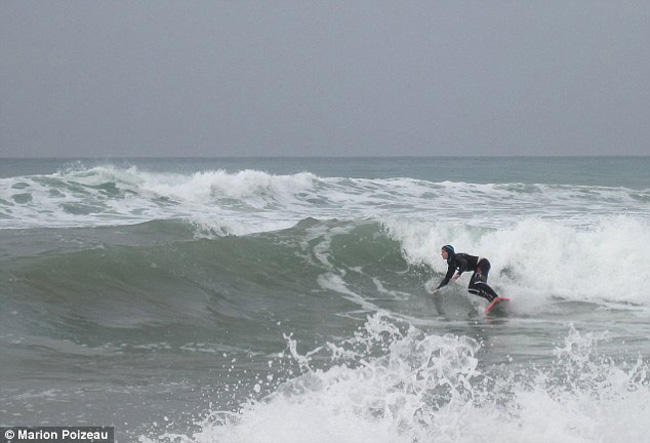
[442,245,455,263]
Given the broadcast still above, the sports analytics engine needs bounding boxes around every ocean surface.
[1,157,649,442]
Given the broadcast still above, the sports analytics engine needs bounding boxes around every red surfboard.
[484,297,510,313]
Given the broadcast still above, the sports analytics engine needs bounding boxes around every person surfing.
[430,245,508,312]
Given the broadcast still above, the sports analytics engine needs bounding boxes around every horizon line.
[2,154,649,160]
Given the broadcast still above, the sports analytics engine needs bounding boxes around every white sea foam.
[142,314,650,443]
[2,166,648,232]
[384,215,650,307]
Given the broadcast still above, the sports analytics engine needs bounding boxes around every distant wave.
[1,165,648,231]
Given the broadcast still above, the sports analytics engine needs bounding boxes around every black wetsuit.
[436,253,499,302]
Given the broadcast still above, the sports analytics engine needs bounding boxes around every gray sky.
[1,1,648,157]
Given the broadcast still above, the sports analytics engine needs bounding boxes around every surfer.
[430,245,508,311]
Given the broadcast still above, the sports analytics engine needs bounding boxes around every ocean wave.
[0,220,406,338]
[385,215,650,307]
[1,165,648,231]
[142,313,650,443]
[3,215,650,348]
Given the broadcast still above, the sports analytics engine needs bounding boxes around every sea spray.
[143,312,484,443]
[141,314,650,443]
[384,215,650,306]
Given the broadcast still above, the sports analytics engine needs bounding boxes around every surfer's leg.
[471,281,499,302]
[468,259,498,302]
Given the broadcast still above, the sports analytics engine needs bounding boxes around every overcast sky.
[1,1,648,157]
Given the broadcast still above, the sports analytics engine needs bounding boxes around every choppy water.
[1,157,649,442]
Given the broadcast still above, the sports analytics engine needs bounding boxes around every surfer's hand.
[452,273,461,281]
[430,288,439,296]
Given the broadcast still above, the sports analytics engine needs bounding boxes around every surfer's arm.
[433,265,456,293]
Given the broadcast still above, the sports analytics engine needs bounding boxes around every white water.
[142,313,650,443]
[2,166,648,232]
[385,216,650,307]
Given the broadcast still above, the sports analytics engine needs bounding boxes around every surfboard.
[484,297,510,313]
